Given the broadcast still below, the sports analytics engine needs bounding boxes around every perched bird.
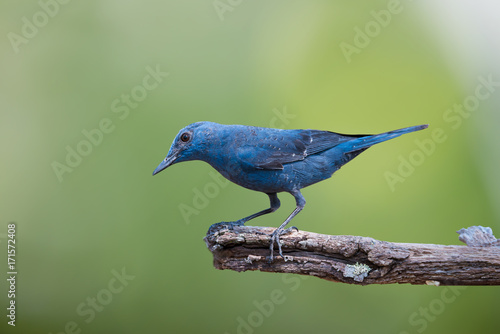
[153,122,428,260]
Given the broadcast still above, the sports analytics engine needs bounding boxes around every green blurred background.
[1,0,499,333]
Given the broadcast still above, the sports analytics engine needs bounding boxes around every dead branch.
[204,225,500,285]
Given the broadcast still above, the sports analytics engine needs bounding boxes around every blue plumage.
[153,121,428,260]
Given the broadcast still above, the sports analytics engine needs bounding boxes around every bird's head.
[152,121,217,175]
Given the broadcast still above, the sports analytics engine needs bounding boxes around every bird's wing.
[237,130,364,170]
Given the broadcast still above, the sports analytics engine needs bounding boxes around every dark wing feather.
[302,131,365,155]
[237,129,366,170]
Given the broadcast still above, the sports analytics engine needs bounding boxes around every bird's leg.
[269,191,305,262]
[209,193,280,233]
[236,193,280,225]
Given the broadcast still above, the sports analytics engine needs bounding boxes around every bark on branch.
[204,225,500,285]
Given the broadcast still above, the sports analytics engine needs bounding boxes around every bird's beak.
[152,153,177,176]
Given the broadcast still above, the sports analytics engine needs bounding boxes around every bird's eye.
[180,132,191,142]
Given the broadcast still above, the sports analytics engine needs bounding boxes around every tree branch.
[204,225,500,285]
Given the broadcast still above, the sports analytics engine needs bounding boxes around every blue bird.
[153,122,428,260]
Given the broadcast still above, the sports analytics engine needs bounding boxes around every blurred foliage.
[1,1,498,333]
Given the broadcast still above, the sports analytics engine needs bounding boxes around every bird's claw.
[208,220,245,233]
[283,226,299,234]
[267,227,298,262]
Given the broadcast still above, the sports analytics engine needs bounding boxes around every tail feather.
[341,124,428,153]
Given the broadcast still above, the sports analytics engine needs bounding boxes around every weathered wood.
[204,225,500,285]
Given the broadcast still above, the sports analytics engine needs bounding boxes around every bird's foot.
[282,226,299,234]
[267,227,298,263]
[208,220,245,234]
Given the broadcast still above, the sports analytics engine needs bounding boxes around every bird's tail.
[340,124,428,153]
